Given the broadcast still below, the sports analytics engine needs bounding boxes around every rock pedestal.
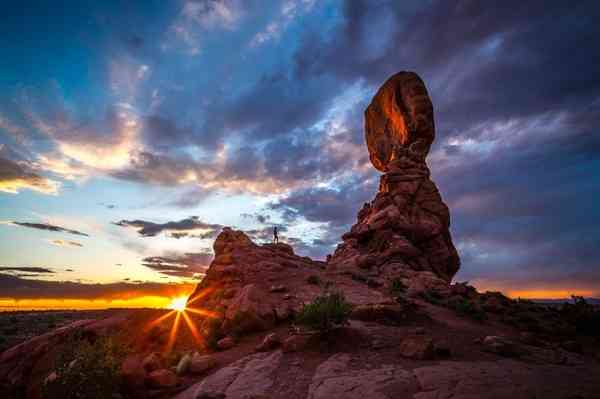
[328,71,459,283]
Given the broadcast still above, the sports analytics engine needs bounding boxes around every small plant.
[454,299,487,321]
[420,289,443,305]
[41,334,127,399]
[306,275,321,286]
[389,278,406,297]
[295,292,352,333]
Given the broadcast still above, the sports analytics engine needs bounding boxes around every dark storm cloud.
[8,221,89,237]
[293,0,600,134]
[2,0,599,295]
[0,266,54,274]
[141,115,195,151]
[110,151,201,186]
[114,216,222,239]
[432,109,600,288]
[0,156,59,195]
[142,251,213,278]
[270,0,600,288]
[0,273,194,300]
[269,174,377,227]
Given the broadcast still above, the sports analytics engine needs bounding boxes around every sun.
[167,296,187,312]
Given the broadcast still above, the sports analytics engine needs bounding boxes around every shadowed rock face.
[365,71,435,173]
[329,71,459,282]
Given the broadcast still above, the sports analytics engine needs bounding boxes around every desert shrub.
[389,278,406,297]
[296,292,352,333]
[41,334,127,399]
[306,275,321,286]
[453,299,487,321]
[560,296,600,336]
[420,289,443,305]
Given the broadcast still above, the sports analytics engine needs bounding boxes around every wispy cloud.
[0,266,54,274]
[113,216,222,239]
[48,239,84,248]
[250,0,315,47]
[4,221,90,237]
[141,251,213,279]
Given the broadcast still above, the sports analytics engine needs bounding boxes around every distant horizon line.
[1,297,599,312]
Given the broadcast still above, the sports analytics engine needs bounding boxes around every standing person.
[273,226,279,244]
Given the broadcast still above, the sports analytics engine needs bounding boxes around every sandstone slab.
[307,353,417,399]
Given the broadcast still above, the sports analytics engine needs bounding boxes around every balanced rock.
[329,71,459,283]
[365,71,435,172]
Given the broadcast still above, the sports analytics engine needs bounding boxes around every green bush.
[389,278,406,297]
[420,289,443,305]
[454,299,487,321]
[296,292,352,333]
[306,275,321,286]
[42,334,127,399]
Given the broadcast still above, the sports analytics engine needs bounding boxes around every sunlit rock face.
[329,71,460,282]
[365,71,435,172]
[186,227,324,336]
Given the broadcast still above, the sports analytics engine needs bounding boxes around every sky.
[0,0,599,309]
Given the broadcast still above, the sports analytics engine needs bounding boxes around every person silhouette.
[273,226,279,244]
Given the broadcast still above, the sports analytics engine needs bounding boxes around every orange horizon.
[0,295,184,312]
[1,288,597,311]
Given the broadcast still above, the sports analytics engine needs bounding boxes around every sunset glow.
[144,290,218,352]
[168,296,188,312]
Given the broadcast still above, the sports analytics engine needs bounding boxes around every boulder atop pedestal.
[365,71,435,173]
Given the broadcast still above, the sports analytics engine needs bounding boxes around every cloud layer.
[114,216,222,239]
[0,0,599,298]
[7,221,89,237]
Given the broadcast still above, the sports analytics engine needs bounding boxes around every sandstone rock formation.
[365,71,435,172]
[329,71,459,283]
[186,227,326,337]
[184,72,461,341]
